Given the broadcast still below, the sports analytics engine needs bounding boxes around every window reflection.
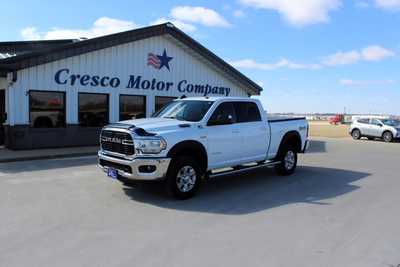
[79,93,109,127]
[29,91,65,128]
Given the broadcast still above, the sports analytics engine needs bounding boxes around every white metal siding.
[8,36,249,125]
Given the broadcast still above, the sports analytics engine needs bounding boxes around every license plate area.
[107,168,118,179]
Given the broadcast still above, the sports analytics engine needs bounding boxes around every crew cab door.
[233,102,268,162]
[369,119,384,137]
[206,102,242,169]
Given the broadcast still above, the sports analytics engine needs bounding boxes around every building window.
[78,93,109,127]
[29,91,66,128]
[155,96,176,113]
[119,95,146,121]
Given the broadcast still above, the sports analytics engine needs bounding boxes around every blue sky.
[1,0,400,114]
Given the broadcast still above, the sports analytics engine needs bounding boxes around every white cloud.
[375,0,400,9]
[355,1,371,8]
[231,45,394,71]
[229,58,321,70]
[233,10,246,18]
[171,6,231,27]
[21,27,41,40]
[361,45,395,61]
[150,18,197,33]
[323,45,394,65]
[239,0,341,26]
[340,79,396,86]
[323,50,361,65]
[21,17,139,40]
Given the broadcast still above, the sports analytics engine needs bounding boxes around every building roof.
[0,39,77,59]
[0,23,262,95]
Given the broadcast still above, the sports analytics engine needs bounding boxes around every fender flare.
[276,131,302,159]
[167,140,208,172]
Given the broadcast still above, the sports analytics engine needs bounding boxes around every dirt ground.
[308,121,350,138]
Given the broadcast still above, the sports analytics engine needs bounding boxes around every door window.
[370,119,382,126]
[357,119,369,124]
[207,102,236,126]
[233,102,261,123]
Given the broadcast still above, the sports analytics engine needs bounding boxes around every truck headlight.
[134,137,167,154]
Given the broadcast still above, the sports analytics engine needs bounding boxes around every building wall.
[8,35,248,126]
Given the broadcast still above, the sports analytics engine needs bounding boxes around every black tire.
[165,156,202,200]
[382,131,393,143]
[274,145,298,176]
[351,129,361,140]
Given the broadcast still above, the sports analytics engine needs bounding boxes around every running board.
[209,161,281,179]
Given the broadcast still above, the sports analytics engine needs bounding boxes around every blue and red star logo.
[147,49,173,71]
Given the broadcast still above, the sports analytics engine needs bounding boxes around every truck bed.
[266,116,308,159]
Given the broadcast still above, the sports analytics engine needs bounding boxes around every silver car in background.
[350,118,400,142]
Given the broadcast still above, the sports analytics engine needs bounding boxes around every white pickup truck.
[98,97,309,199]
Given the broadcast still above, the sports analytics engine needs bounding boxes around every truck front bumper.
[98,151,171,181]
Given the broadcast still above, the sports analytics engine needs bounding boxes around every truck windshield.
[381,119,400,127]
[153,100,214,122]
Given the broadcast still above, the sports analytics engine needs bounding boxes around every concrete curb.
[0,152,97,163]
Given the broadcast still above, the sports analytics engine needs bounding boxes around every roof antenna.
[180,95,187,99]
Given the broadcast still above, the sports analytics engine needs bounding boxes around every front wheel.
[275,146,298,176]
[352,129,361,140]
[165,157,202,200]
[382,131,393,143]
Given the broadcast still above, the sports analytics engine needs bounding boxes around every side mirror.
[378,123,383,127]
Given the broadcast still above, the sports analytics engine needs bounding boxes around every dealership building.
[0,23,262,150]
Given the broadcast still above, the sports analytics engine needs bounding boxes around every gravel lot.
[1,138,399,267]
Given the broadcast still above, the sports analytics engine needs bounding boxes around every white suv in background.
[350,118,400,142]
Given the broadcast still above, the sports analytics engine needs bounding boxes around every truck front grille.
[100,130,134,155]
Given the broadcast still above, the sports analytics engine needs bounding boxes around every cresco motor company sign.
[54,68,231,96]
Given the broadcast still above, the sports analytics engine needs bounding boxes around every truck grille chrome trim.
[100,130,134,155]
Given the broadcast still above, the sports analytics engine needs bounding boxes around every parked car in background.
[350,118,400,142]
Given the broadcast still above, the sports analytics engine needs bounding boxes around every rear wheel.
[351,129,361,140]
[382,131,393,143]
[165,157,202,200]
[275,145,298,176]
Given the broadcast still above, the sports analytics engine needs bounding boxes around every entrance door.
[0,90,5,146]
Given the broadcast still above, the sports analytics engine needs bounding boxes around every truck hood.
[117,118,194,134]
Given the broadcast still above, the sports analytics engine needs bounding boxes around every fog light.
[138,165,156,173]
